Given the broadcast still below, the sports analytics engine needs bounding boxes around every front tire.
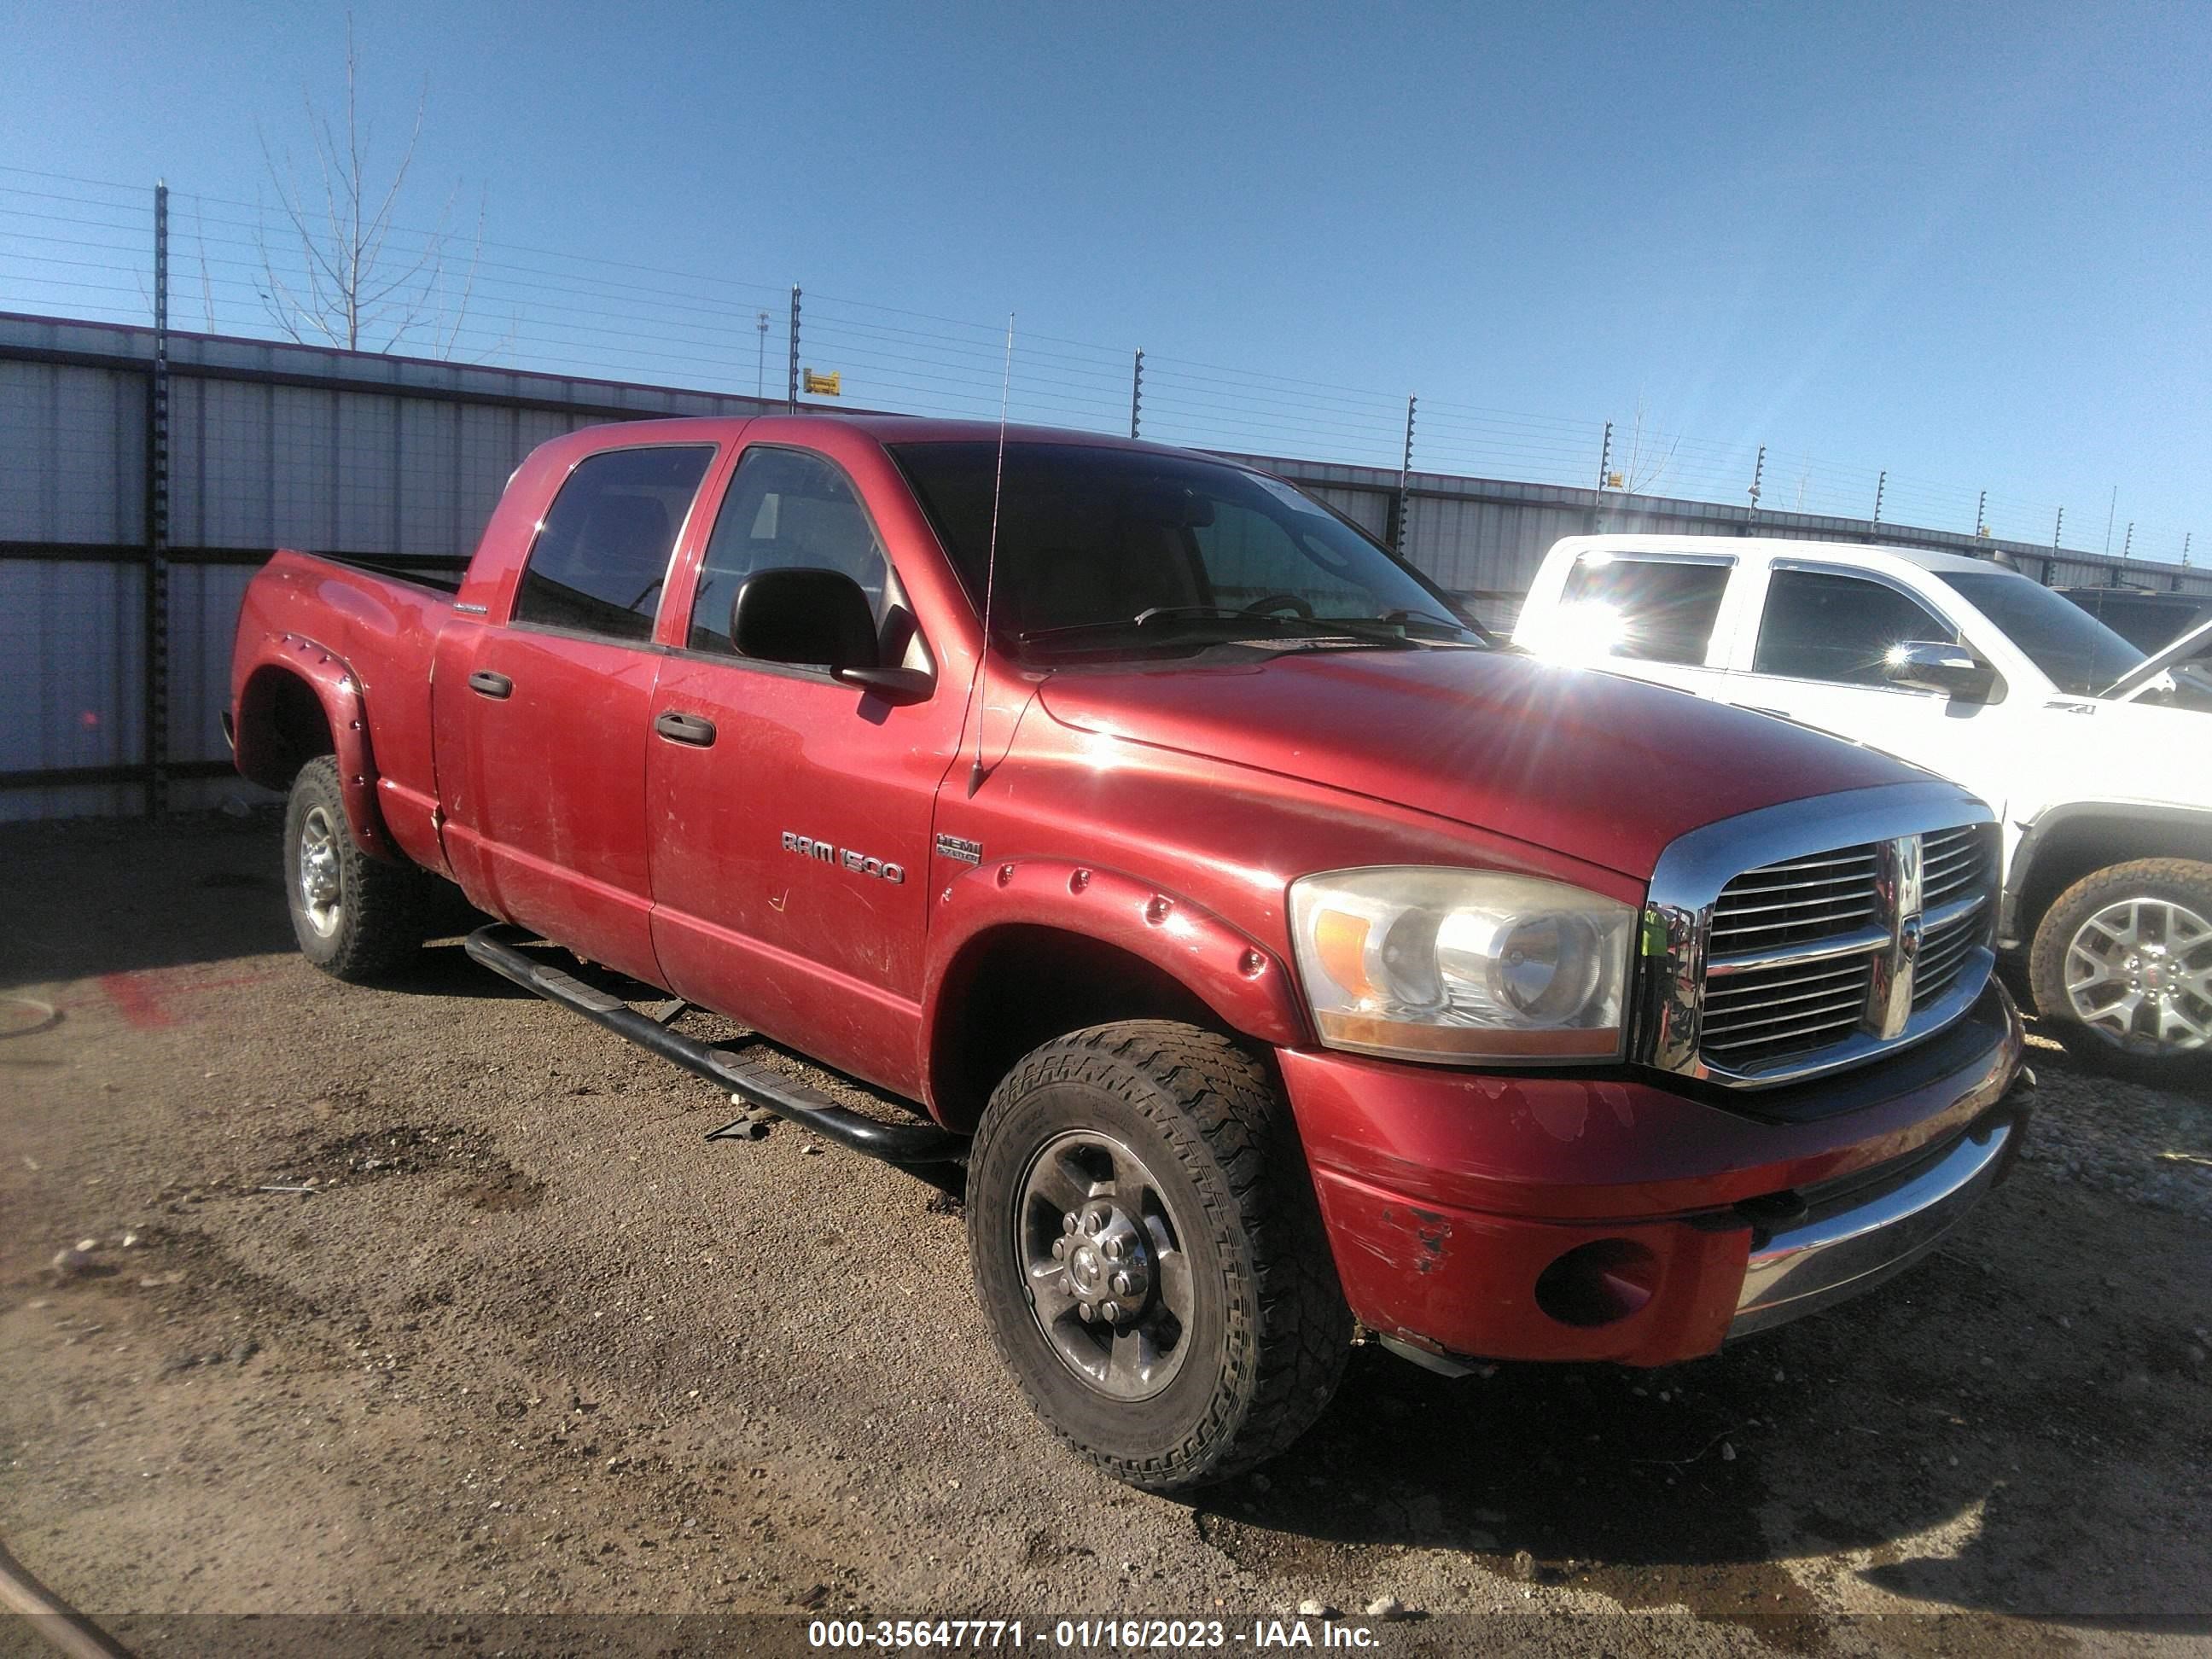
[966,1021,1351,1493]
[283,756,427,981]
[2029,858,2212,1075]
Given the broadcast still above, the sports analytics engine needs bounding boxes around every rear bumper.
[1278,981,2027,1368]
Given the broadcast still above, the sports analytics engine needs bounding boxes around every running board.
[463,924,966,1167]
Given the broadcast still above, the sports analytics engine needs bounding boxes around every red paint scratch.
[98,973,177,1029]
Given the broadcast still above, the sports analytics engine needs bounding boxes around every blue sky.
[3,0,2205,554]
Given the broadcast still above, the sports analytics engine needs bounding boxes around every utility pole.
[787,286,801,412]
[755,311,768,400]
[147,179,172,818]
[1394,394,1417,553]
[1129,349,1144,439]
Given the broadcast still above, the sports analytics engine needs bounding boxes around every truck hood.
[1035,647,1921,880]
[2107,614,2212,702]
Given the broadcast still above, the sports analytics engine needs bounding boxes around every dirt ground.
[2,811,2209,1658]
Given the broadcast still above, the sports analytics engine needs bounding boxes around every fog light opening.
[1534,1239,1660,1328]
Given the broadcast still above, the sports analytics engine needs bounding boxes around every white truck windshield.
[1937,569,2145,696]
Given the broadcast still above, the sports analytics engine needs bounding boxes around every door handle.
[655,711,717,747]
[468,670,514,700]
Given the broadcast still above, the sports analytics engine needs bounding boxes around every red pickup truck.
[228,416,2029,1491]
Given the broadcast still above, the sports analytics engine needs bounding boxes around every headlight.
[1288,867,1634,1063]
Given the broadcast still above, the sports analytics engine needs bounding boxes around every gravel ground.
[2,811,2209,1658]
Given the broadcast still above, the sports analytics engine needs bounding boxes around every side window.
[1754,569,1956,687]
[513,445,714,642]
[1557,556,1731,665]
[689,447,890,655]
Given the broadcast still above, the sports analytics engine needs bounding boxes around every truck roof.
[1562,533,2007,579]
[575,412,1199,455]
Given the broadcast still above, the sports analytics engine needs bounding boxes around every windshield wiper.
[1327,608,1484,643]
[1018,607,1389,650]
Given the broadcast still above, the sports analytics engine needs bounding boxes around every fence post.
[1129,349,1143,439]
[787,286,800,412]
[1747,445,1765,516]
[1975,491,1985,538]
[1394,393,1417,553]
[1872,470,1885,527]
[2122,522,2133,561]
[146,180,172,818]
[1596,422,1613,491]
[2053,506,2064,551]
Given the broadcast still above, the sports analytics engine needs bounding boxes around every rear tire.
[283,756,427,981]
[965,1020,1351,1493]
[2028,858,2212,1078]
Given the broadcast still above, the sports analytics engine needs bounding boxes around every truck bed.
[230,547,463,870]
[307,550,471,595]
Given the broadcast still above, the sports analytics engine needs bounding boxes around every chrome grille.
[1702,955,1877,1067]
[1913,907,1989,1008]
[1920,824,1988,911]
[1640,786,2001,1090]
[1709,844,1879,954]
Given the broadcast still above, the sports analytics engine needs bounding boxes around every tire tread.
[968,1019,1350,1493]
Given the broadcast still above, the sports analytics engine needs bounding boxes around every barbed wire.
[0,165,2195,564]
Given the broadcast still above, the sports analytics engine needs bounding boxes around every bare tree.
[255,16,487,356]
[1617,394,1680,496]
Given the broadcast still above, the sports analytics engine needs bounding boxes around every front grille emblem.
[1868,835,1926,1040]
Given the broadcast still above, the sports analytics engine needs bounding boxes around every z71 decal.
[781,831,905,884]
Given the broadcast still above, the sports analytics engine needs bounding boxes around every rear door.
[1522,549,1740,693]
[644,441,959,1095]
[437,441,716,983]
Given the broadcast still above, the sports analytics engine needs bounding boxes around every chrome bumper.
[1731,1116,2016,1338]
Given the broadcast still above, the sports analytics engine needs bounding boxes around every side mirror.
[731,567,879,670]
[1881,640,1994,701]
[729,567,933,701]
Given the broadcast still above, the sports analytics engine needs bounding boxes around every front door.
[1718,562,2017,817]
[434,441,717,983]
[645,443,959,1095]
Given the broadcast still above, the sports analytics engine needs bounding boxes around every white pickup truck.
[1516,533,2212,1074]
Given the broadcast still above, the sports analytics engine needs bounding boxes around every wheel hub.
[296,806,345,938]
[1016,1129,1195,1402]
[2064,895,2212,1056]
[1051,1204,1154,1324]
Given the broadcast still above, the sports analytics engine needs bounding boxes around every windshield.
[889,441,1483,658]
[1936,569,2145,696]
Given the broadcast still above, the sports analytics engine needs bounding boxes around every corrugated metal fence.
[6,309,2209,824]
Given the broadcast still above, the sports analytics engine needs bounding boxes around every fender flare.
[236,634,394,859]
[2002,800,2212,941]
[921,858,1310,1095]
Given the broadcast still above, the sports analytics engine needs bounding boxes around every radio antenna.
[967,311,1014,797]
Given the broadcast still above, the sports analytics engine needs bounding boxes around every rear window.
[1557,556,1731,665]
[514,445,714,642]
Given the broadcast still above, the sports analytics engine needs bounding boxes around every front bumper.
[1278,981,2028,1369]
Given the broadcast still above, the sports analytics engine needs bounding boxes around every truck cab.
[1517,533,2212,1071]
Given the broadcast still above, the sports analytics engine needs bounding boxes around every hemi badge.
[935,833,983,865]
